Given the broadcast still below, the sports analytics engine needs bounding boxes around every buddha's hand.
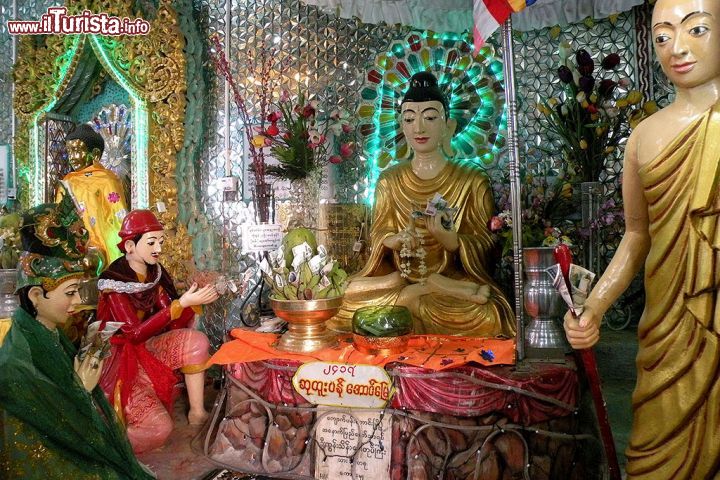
[383,230,418,251]
[179,283,220,308]
[426,213,459,252]
[563,305,602,349]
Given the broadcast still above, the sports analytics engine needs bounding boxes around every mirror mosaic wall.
[0,0,665,343]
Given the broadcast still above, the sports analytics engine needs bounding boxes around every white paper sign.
[315,408,392,480]
[241,224,283,253]
[292,362,392,408]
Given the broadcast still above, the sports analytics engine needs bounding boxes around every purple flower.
[480,349,495,362]
[599,79,617,97]
[107,192,120,203]
[440,358,454,366]
[576,49,594,75]
[601,53,621,70]
[579,76,595,95]
[557,66,573,84]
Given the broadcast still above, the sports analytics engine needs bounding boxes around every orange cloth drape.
[209,329,515,370]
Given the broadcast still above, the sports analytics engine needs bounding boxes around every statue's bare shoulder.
[632,103,700,168]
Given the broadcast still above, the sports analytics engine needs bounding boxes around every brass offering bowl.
[351,305,413,355]
[352,334,410,355]
[270,296,343,353]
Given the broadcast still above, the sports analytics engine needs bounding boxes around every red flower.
[489,216,504,232]
[302,105,316,118]
[586,103,598,114]
[342,123,352,134]
[329,155,343,164]
[339,142,354,157]
[267,111,282,123]
[309,135,326,149]
[266,123,279,136]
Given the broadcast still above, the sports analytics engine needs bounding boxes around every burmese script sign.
[241,224,283,253]
[292,362,392,408]
[315,408,392,480]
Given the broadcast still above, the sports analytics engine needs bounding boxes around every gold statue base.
[326,317,352,334]
[270,297,343,354]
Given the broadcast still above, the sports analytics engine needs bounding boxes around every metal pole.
[501,17,525,361]
[224,0,232,182]
[10,0,17,200]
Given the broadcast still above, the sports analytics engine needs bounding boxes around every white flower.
[558,41,572,62]
[604,107,620,119]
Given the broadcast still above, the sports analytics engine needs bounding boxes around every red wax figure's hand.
[179,283,219,309]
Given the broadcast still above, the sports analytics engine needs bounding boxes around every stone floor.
[594,327,639,475]
[140,325,640,479]
[135,384,219,480]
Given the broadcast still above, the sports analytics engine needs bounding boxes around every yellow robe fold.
[337,160,515,338]
[628,101,720,479]
[56,164,128,268]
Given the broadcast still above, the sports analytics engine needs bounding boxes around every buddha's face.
[401,100,450,155]
[66,139,98,171]
[126,230,165,266]
[31,278,81,330]
[652,0,720,89]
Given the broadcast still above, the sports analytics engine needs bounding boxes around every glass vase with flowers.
[538,42,658,184]
[252,93,356,228]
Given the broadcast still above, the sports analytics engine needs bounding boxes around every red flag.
[472,0,517,53]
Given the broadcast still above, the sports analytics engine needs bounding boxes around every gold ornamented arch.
[13,0,192,279]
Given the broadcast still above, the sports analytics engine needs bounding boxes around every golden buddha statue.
[56,124,129,270]
[564,0,720,477]
[333,72,515,338]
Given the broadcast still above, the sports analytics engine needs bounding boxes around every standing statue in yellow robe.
[56,124,128,270]
[333,72,515,338]
[563,0,720,477]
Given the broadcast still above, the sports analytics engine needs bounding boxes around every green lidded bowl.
[351,305,413,338]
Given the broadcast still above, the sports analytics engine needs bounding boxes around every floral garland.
[399,231,427,284]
